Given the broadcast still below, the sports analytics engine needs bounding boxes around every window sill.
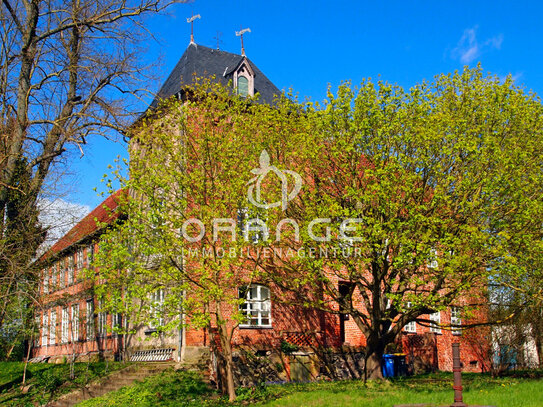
[239,325,273,330]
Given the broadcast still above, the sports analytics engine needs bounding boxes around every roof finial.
[187,13,201,44]
[213,31,223,50]
[235,26,251,56]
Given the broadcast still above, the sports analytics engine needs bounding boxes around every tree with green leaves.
[93,80,308,401]
[258,67,543,379]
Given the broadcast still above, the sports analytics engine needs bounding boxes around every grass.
[0,361,129,406]
[2,361,542,407]
[75,369,543,407]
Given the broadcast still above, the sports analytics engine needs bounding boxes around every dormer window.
[233,59,254,97]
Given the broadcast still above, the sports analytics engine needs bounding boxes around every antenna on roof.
[213,31,223,50]
[235,26,251,56]
[187,13,201,44]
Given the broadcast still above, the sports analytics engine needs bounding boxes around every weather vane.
[187,13,201,44]
[235,26,251,56]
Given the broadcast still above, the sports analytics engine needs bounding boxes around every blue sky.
[67,0,543,210]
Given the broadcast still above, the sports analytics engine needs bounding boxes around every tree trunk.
[365,348,384,380]
[364,335,387,381]
[217,321,236,401]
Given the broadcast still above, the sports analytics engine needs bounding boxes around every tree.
[257,67,543,379]
[0,0,185,344]
[93,80,304,401]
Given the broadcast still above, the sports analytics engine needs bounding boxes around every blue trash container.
[382,354,395,378]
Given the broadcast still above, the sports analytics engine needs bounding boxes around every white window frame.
[61,307,69,343]
[450,306,462,335]
[68,256,74,285]
[86,299,95,339]
[76,248,83,269]
[98,299,107,337]
[49,309,56,345]
[149,289,165,330]
[429,311,441,334]
[71,304,80,341]
[41,311,48,346]
[51,265,57,290]
[43,269,49,294]
[428,248,438,269]
[239,284,272,328]
[404,302,417,333]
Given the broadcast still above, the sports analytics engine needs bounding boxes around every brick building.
[31,43,490,378]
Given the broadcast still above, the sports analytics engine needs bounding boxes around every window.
[41,312,48,346]
[237,75,249,97]
[112,313,122,335]
[86,299,95,339]
[149,289,165,329]
[49,310,56,345]
[450,306,462,335]
[61,307,69,343]
[71,304,80,341]
[98,299,107,336]
[51,265,57,290]
[59,261,65,288]
[88,244,94,264]
[428,248,438,269]
[76,248,83,269]
[43,269,49,294]
[239,284,271,327]
[404,302,416,333]
[429,311,441,334]
[68,256,74,285]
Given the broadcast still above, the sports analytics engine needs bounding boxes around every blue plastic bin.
[382,354,395,378]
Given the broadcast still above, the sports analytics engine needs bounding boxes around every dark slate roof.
[150,43,281,108]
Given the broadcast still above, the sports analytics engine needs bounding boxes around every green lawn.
[75,369,543,407]
[0,361,128,406]
[2,361,542,407]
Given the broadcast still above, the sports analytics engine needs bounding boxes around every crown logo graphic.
[247,150,302,210]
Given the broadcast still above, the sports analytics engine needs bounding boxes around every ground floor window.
[49,310,56,345]
[86,299,94,339]
[71,304,80,341]
[61,307,69,343]
[239,284,271,328]
[41,312,48,346]
[404,302,417,333]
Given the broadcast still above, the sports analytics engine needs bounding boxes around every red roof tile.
[41,189,126,260]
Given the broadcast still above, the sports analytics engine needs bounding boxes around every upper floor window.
[43,269,49,294]
[450,306,462,335]
[76,249,83,269]
[239,284,271,328]
[68,256,74,285]
[429,311,441,334]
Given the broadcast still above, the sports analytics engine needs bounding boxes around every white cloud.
[452,26,503,65]
[37,199,91,255]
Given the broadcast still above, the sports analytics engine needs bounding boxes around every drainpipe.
[178,290,186,362]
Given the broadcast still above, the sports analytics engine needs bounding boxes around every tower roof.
[150,43,280,108]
